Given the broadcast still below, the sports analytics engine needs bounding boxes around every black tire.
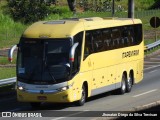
[30,102,41,108]
[76,85,86,106]
[126,73,133,93]
[117,74,126,94]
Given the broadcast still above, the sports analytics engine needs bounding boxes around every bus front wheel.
[76,85,86,106]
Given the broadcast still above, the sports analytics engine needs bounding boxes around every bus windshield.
[17,38,71,84]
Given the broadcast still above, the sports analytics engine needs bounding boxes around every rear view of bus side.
[9,17,143,107]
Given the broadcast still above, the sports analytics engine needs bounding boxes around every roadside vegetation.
[0,67,16,79]
[0,0,160,79]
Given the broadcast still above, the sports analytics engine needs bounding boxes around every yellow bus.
[9,17,143,107]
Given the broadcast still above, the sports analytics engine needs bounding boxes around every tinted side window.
[134,24,142,45]
[72,32,83,74]
[83,24,142,57]
[121,26,129,47]
[92,30,104,52]
[127,26,135,46]
[112,27,121,49]
[102,29,112,50]
[84,32,94,60]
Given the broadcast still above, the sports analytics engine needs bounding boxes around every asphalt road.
[0,53,160,120]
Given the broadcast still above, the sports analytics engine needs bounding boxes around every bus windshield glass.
[17,38,71,84]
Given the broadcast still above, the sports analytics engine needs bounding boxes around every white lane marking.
[133,89,158,98]
[148,69,157,73]
[142,102,157,107]
[52,117,65,120]
[51,110,89,120]
[132,100,160,111]
[144,65,160,70]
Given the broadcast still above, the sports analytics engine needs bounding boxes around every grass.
[145,45,160,55]
[0,12,27,49]
[0,67,16,80]
[144,39,156,45]
[114,0,155,11]
[0,56,16,65]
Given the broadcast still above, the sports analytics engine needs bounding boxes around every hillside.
[0,0,159,49]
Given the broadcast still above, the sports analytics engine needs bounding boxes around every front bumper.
[17,89,74,103]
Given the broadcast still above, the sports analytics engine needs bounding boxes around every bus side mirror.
[8,44,18,62]
[69,42,79,63]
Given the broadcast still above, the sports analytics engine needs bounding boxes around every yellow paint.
[18,17,144,103]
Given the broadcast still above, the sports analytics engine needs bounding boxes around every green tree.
[7,0,52,24]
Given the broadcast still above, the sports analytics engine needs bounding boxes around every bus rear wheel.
[30,102,41,108]
[76,85,86,106]
[126,73,133,93]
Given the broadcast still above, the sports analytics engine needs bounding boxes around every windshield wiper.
[46,65,57,83]
[43,42,57,83]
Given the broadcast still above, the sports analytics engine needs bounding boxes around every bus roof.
[22,17,142,39]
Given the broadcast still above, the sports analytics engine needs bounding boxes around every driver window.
[72,32,83,75]
[84,32,94,60]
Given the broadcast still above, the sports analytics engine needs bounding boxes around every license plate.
[37,96,47,100]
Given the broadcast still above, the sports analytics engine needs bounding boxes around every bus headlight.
[58,82,74,92]
[17,82,26,91]
[17,86,25,91]
[18,86,24,90]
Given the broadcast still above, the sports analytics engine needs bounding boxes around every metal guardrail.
[0,77,16,86]
[145,40,160,51]
[0,40,160,86]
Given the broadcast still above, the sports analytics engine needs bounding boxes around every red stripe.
[8,58,12,62]
[70,58,74,61]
